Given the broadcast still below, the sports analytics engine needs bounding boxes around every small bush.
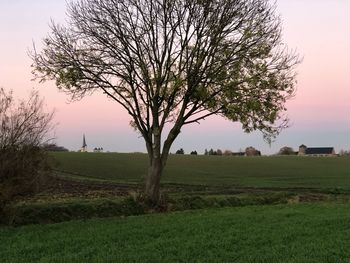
[0,146,51,224]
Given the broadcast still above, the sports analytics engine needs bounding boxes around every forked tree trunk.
[144,128,179,205]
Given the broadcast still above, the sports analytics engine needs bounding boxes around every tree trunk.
[145,156,163,205]
[144,126,164,205]
[144,128,178,205]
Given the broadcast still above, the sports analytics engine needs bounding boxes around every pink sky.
[1,0,350,154]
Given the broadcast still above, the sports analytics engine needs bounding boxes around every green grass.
[2,203,350,262]
[53,152,350,190]
[11,198,144,225]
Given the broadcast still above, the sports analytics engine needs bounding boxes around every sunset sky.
[1,0,350,154]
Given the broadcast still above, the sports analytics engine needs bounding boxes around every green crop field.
[3,153,350,262]
[53,152,350,190]
[2,203,350,262]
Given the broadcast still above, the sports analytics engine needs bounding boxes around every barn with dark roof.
[298,145,335,156]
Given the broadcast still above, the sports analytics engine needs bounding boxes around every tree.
[31,0,299,204]
[223,150,233,156]
[190,150,197,155]
[175,148,184,154]
[245,146,260,156]
[0,88,54,223]
[208,148,215,155]
[278,146,295,155]
[339,150,350,156]
[204,149,208,155]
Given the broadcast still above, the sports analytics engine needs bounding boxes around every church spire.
[80,134,87,152]
[82,134,87,148]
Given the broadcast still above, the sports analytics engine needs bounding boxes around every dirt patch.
[21,176,140,201]
[19,173,350,203]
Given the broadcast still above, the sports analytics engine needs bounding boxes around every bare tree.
[0,88,53,150]
[31,0,299,204]
[0,88,54,223]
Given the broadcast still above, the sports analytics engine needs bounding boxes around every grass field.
[3,153,350,262]
[53,152,350,190]
[2,203,350,262]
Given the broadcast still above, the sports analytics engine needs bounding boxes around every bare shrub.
[0,88,54,224]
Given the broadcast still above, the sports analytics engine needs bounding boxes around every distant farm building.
[298,144,335,157]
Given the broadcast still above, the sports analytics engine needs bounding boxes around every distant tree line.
[339,150,350,156]
[174,147,261,156]
[93,147,104,152]
[204,147,260,156]
[204,149,223,156]
[42,143,68,152]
